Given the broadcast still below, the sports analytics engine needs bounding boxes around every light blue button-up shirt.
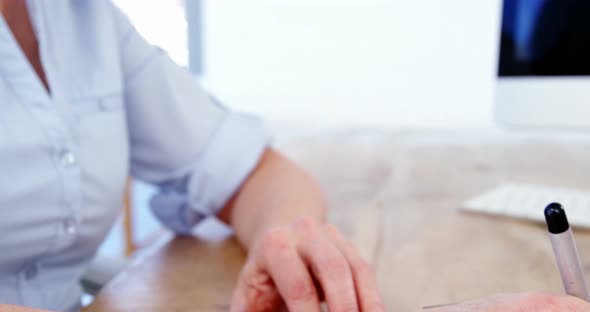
[0,1,268,311]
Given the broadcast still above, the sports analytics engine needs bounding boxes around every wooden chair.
[123,180,136,257]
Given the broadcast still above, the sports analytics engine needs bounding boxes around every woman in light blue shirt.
[2,1,586,312]
[0,1,385,311]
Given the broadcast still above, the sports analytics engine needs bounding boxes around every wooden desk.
[85,132,590,311]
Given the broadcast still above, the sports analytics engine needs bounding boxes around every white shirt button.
[63,218,77,235]
[60,151,76,168]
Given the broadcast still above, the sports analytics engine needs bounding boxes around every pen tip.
[544,202,569,234]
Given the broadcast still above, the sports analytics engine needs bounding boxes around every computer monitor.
[495,0,590,129]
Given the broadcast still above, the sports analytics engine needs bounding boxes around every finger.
[259,229,322,312]
[325,224,385,311]
[230,260,283,312]
[297,233,359,311]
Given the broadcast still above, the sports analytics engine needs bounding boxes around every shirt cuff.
[150,113,269,234]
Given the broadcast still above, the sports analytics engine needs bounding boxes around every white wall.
[202,0,502,130]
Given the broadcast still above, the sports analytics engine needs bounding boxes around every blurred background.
[116,0,500,130]
[101,0,504,257]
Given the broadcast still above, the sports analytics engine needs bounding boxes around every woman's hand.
[427,292,590,312]
[229,217,385,312]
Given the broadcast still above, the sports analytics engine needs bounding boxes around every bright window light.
[112,0,188,67]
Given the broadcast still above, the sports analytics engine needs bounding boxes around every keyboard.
[462,183,590,228]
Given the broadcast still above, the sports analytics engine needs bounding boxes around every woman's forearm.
[218,148,327,249]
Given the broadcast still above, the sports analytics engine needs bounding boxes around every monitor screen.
[499,0,590,76]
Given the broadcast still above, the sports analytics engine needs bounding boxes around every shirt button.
[60,151,76,168]
[23,265,38,280]
[63,218,77,235]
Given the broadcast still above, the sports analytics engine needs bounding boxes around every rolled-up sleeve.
[112,6,269,234]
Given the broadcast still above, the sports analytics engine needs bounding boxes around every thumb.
[230,261,283,312]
